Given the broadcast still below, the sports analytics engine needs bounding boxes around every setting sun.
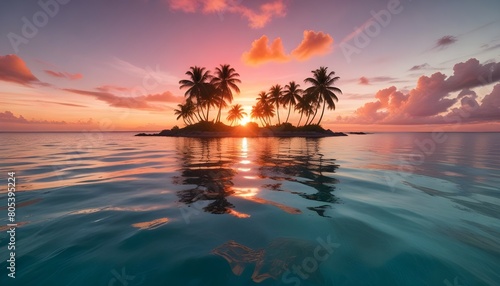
[240,115,250,126]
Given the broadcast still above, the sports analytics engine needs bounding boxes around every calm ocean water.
[0,132,499,286]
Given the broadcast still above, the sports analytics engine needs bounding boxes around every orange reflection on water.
[70,205,164,215]
[233,187,259,197]
[233,187,301,214]
[247,197,302,214]
[243,176,259,180]
[228,209,251,218]
[132,217,169,230]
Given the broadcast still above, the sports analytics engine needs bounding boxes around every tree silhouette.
[211,64,241,123]
[268,84,283,125]
[179,66,216,121]
[294,93,313,127]
[226,104,247,126]
[282,81,303,124]
[304,66,342,125]
[174,100,196,125]
[256,91,275,126]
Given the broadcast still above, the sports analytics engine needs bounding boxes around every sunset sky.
[1,0,499,132]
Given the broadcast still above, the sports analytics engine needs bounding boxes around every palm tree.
[211,64,241,123]
[268,84,283,125]
[295,93,314,127]
[256,91,275,126]
[304,66,342,125]
[250,104,264,126]
[226,104,247,126]
[174,101,196,125]
[179,66,216,121]
[282,81,303,124]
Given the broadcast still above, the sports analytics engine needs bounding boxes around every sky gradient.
[1,0,500,132]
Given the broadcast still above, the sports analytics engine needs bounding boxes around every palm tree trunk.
[193,111,201,123]
[197,103,205,122]
[307,100,321,125]
[297,112,303,127]
[317,100,327,125]
[276,103,281,125]
[216,99,223,123]
[205,105,210,121]
[285,104,291,124]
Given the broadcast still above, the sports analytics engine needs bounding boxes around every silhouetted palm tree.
[174,101,196,125]
[295,93,314,127]
[268,84,283,125]
[257,91,275,126]
[282,81,303,124]
[304,67,342,125]
[226,104,247,126]
[212,64,241,123]
[250,104,265,126]
[179,66,216,121]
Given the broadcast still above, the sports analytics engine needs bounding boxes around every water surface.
[0,132,499,285]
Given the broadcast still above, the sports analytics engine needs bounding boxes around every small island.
[136,64,367,138]
[136,121,348,138]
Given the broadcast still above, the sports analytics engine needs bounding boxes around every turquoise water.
[0,132,499,286]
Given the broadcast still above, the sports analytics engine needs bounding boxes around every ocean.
[1,132,499,286]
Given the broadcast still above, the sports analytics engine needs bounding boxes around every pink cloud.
[291,30,333,61]
[44,69,83,80]
[230,0,286,28]
[167,0,286,28]
[144,91,182,102]
[96,85,132,92]
[0,54,39,86]
[0,110,107,132]
[242,35,289,66]
[445,58,500,91]
[64,89,182,110]
[202,0,229,13]
[338,58,500,125]
[0,110,66,124]
[168,0,198,12]
[359,77,369,85]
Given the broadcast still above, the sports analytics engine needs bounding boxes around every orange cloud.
[291,30,333,61]
[242,35,290,66]
[0,54,39,86]
[243,30,334,66]
[44,70,83,80]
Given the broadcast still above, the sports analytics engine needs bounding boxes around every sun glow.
[240,116,250,126]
